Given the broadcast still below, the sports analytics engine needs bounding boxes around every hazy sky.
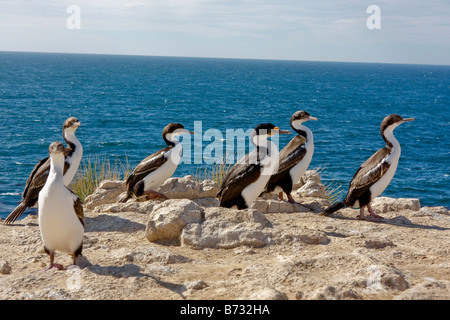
[1,0,449,65]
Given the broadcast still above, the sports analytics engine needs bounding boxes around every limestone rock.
[145,199,204,243]
[0,260,11,274]
[184,280,208,290]
[419,206,449,216]
[92,201,157,214]
[86,176,218,210]
[156,175,219,199]
[85,180,126,210]
[365,264,409,291]
[296,180,327,199]
[123,246,192,264]
[309,285,362,300]
[274,227,330,245]
[251,200,308,214]
[371,197,420,213]
[180,207,273,249]
[293,170,322,189]
[247,287,288,300]
[363,238,395,249]
[394,280,450,300]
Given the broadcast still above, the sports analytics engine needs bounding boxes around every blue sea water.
[0,51,449,219]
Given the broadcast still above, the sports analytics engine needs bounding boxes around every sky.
[0,0,449,65]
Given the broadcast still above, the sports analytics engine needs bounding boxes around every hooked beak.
[188,131,195,135]
[402,118,415,122]
[308,116,318,121]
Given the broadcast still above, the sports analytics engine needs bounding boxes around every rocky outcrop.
[85,180,126,210]
[394,280,450,300]
[145,199,204,243]
[181,207,273,249]
[86,176,219,210]
[2,170,449,301]
[155,175,218,199]
[143,199,273,249]
[294,170,327,199]
[371,197,421,213]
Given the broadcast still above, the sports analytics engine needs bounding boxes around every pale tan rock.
[0,260,11,274]
[296,180,327,199]
[145,199,204,243]
[85,179,126,210]
[181,207,272,249]
[1,175,449,301]
[247,287,288,300]
[371,197,420,213]
[394,280,450,300]
[156,175,219,199]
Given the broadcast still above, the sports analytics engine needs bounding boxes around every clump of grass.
[194,161,233,187]
[314,165,345,205]
[324,180,345,205]
[70,154,131,203]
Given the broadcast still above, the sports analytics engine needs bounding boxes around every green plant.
[70,154,130,203]
[194,161,233,187]
[314,166,345,205]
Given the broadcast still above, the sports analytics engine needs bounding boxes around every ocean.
[0,51,449,219]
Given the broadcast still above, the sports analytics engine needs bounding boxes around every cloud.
[0,0,449,64]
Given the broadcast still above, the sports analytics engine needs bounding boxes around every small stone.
[0,260,12,274]
[185,280,208,290]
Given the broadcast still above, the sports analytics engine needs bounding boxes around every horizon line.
[1,50,449,68]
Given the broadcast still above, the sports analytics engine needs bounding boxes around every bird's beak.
[402,118,415,122]
[309,116,318,121]
[189,131,195,134]
[272,127,291,135]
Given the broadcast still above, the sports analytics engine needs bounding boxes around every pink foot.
[357,205,384,222]
[43,263,65,271]
[146,190,168,201]
[367,204,384,219]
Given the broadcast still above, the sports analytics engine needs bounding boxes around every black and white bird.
[217,123,291,209]
[4,117,83,225]
[320,114,414,221]
[263,111,317,204]
[38,141,84,270]
[118,123,193,203]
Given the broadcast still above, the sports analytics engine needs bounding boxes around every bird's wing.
[345,147,391,204]
[22,157,50,201]
[126,147,171,189]
[217,154,262,206]
[277,135,307,173]
[265,136,307,190]
[69,189,84,227]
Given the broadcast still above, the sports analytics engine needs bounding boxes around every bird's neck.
[49,154,65,184]
[293,123,313,142]
[64,130,82,156]
[164,134,180,147]
[382,126,400,151]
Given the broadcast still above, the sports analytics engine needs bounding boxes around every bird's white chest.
[289,138,314,185]
[241,168,272,207]
[242,145,279,207]
[143,144,182,191]
[369,146,401,200]
[38,181,83,254]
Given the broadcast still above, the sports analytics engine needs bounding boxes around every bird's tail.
[3,202,28,225]
[319,201,346,216]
